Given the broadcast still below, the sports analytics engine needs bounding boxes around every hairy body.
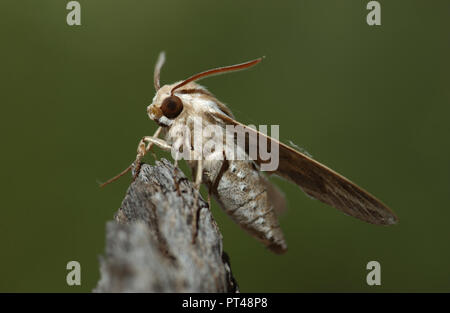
[151,82,287,253]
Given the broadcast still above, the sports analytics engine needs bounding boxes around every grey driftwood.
[94,159,239,292]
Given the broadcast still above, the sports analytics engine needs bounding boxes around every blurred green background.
[1,0,449,292]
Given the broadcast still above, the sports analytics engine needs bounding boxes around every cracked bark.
[94,159,239,293]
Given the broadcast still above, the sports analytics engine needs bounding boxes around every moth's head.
[147,83,185,127]
[146,52,182,127]
[147,51,263,127]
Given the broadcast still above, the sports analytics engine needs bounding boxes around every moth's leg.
[204,157,227,211]
[135,136,171,167]
[191,158,203,244]
[100,127,163,187]
[211,157,229,194]
[172,157,181,196]
[133,127,163,178]
[136,127,165,159]
[134,129,170,179]
[194,158,203,190]
[134,136,171,180]
[138,136,171,153]
[203,155,227,215]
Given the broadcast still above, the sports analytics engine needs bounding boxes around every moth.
[102,52,398,254]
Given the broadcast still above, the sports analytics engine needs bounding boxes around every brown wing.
[212,111,398,225]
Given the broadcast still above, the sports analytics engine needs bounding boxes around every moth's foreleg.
[136,136,171,157]
[133,127,166,178]
[136,129,168,159]
[99,127,163,188]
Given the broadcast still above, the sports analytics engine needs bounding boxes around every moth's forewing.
[213,111,398,225]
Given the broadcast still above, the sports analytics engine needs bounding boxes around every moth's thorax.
[147,82,233,128]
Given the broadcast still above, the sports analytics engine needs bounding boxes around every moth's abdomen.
[205,160,287,254]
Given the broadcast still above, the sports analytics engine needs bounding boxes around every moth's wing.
[212,111,398,225]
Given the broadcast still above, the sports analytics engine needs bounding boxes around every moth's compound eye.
[161,96,183,119]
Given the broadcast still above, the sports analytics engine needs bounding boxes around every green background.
[1,0,449,292]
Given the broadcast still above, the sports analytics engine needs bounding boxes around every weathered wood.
[94,159,239,293]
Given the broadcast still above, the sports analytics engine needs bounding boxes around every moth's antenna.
[154,51,166,91]
[171,56,264,95]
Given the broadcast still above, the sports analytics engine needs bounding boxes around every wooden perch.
[94,159,239,293]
